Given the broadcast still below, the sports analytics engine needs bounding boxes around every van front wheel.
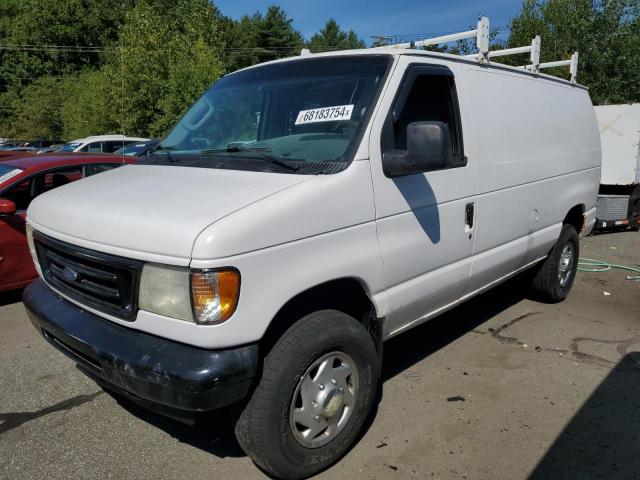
[235,310,379,479]
[531,224,579,302]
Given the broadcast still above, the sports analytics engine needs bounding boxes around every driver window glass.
[43,168,82,192]
[391,71,465,169]
[2,178,31,210]
[103,141,124,153]
[86,163,123,176]
[3,167,84,211]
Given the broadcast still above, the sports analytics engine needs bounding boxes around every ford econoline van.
[22,45,600,478]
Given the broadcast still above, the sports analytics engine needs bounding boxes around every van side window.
[81,142,103,153]
[103,141,125,153]
[386,66,466,170]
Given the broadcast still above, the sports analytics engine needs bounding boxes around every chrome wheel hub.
[558,243,575,287]
[289,351,359,448]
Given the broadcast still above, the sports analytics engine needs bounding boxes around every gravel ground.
[1,230,638,480]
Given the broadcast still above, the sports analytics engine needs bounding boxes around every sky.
[214,0,523,44]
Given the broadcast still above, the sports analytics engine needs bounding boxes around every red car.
[0,153,134,291]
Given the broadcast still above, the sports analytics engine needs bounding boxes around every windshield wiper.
[203,145,301,172]
[204,145,271,153]
[148,144,178,162]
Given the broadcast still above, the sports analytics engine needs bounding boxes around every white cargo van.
[56,134,149,154]
[22,22,600,479]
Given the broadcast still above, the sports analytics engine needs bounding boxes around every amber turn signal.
[191,270,240,324]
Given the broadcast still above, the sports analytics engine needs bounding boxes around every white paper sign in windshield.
[295,104,354,125]
[0,168,23,184]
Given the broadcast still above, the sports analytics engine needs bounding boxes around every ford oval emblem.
[62,266,79,282]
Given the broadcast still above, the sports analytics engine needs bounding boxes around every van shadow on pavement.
[529,352,640,480]
[381,275,529,382]
[108,275,531,461]
[105,389,247,458]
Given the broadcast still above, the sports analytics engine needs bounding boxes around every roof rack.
[520,51,579,83]
[382,16,490,60]
[304,16,578,84]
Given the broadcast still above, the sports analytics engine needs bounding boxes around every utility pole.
[370,35,394,47]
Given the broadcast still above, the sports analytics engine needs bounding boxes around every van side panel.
[460,68,600,291]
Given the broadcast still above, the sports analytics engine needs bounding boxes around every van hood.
[27,164,310,261]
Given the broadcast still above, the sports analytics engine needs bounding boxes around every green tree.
[101,0,226,137]
[255,6,304,63]
[508,0,640,104]
[307,19,365,52]
[0,0,132,136]
[60,69,119,139]
[5,76,74,140]
[222,6,304,72]
[221,14,262,72]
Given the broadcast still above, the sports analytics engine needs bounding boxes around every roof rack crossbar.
[382,16,490,60]
[465,35,541,65]
[520,51,579,83]
[539,59,571,68]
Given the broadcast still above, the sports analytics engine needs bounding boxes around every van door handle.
[465,203,475,229]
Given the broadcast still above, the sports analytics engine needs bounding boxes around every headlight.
[139,264,240,324]
[25,224,39,268]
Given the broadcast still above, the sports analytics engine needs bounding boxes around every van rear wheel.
[235,310,378,479]
[530,224,579,302]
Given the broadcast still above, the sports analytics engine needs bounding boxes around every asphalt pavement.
[1,231,638,479]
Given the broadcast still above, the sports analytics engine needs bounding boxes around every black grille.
[34,232,143,320]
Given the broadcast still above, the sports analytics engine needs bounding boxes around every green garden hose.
[578,258,640,281]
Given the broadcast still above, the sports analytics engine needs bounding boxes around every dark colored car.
[0,148,35,158]
[0,153,136,291]
[113,139,160,157]
[6,147,38,153]
[22,140,63,149]
[0,142,23,150]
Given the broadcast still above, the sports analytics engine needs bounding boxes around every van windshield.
[149,55,391,174]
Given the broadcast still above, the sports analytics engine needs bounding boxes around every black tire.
[530,224,579,302]
[235,310,379,479]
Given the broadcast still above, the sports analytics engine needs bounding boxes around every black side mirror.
[382,121,452,178]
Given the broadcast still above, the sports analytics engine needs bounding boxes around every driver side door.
[369,58,479,336]
[0,177,33,290]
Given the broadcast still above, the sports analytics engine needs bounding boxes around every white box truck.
[18,18,601,479]
[594,103,640,230]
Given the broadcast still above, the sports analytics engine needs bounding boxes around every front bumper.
[24,279,259,413]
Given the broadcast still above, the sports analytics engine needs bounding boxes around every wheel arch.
[259,277,383,359]
[563,204,586,235]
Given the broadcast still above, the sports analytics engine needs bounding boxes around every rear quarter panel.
[459,67,601,292]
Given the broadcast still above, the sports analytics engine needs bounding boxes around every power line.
[2,38,520,54]
[0,45,329,54]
